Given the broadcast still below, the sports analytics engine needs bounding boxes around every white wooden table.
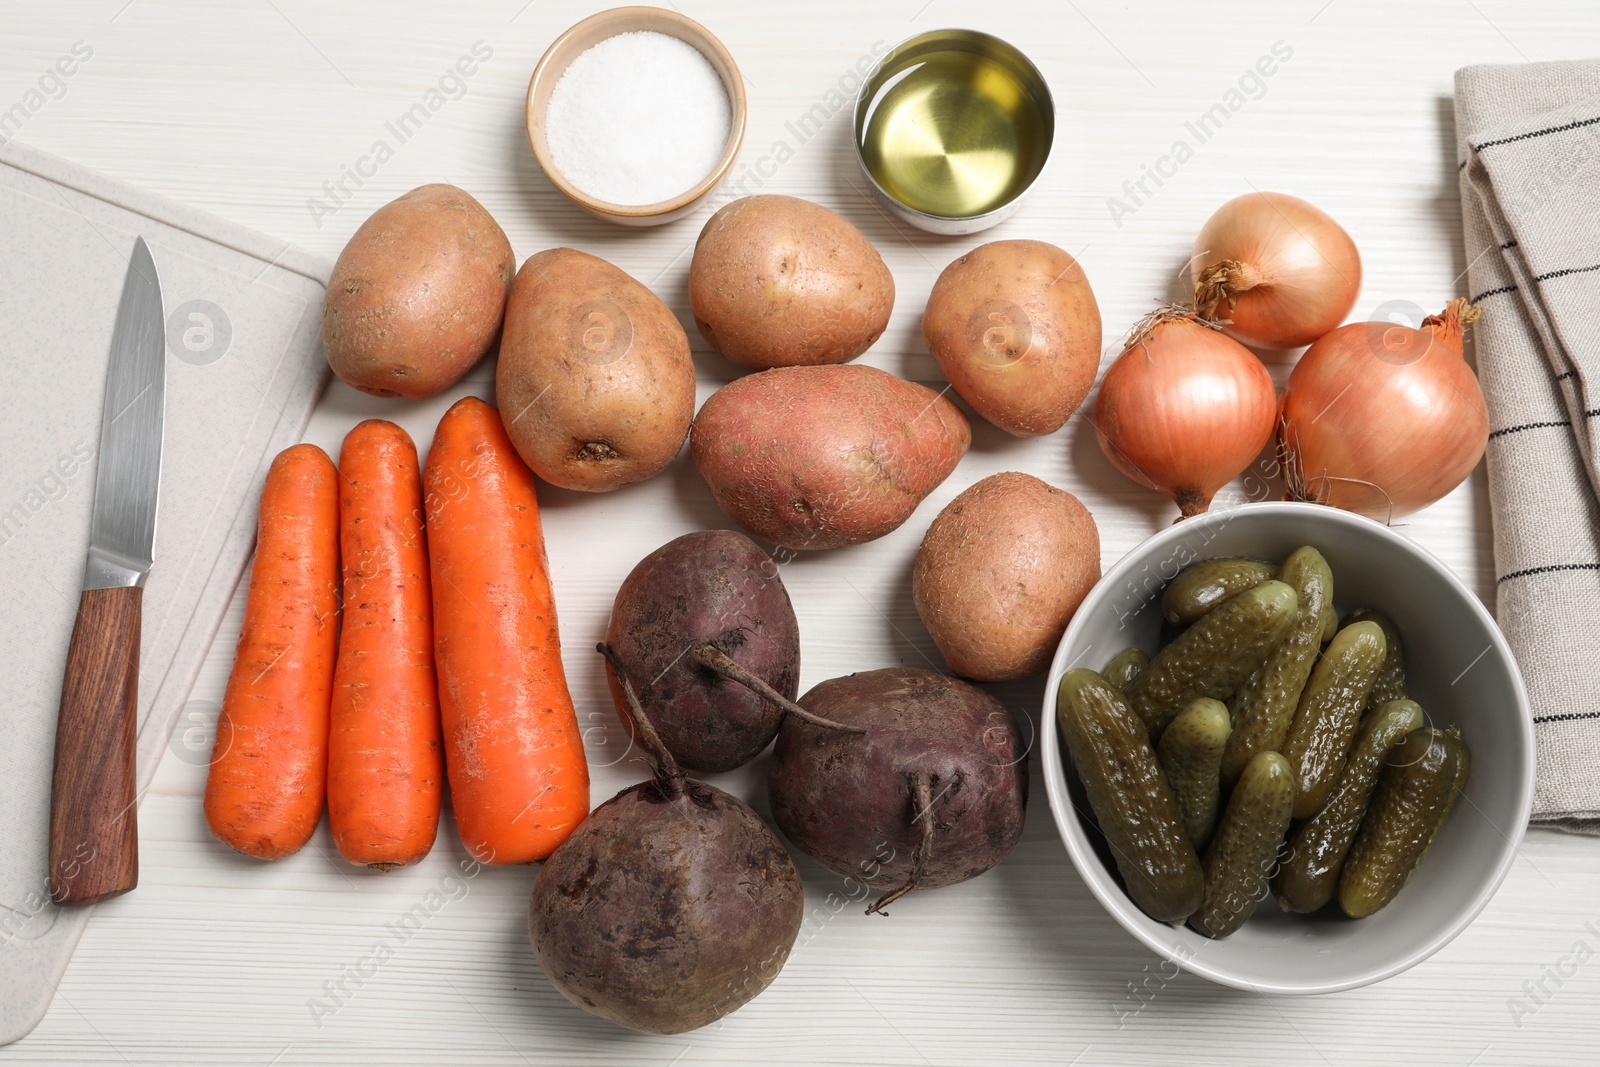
[5,1,1600,1063]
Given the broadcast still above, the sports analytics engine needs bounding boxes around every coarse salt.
[544,30,732,207]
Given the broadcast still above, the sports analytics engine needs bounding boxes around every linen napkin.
[1455,61,1600,833]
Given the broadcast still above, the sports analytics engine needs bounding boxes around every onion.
[1278,298,1487,520]
[1094,308,1278,519]
[1192,192,1361,350]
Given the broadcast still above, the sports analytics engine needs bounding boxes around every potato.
[922,240,1101,436]
[322,184,513,399]
[689,195,894,370]
[913,472,1101,681]
[690,364,969,550]
[496,248,695,493]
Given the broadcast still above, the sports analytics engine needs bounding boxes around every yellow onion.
[1192,192,1361,350]
[1279,299,1487,519]
[1095,309,1278,519]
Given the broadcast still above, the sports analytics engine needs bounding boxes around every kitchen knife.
[48,236,165,907]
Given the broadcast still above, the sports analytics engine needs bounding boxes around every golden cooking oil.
[859,49,1050,219]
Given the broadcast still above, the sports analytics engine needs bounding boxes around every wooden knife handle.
[49,585,141,906]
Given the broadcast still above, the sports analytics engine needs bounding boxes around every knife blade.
[48,236,165,906]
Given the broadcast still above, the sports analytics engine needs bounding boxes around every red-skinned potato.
[690,364,970,551]
[913,472,1101,682]
[922,240,1101,436]
[496,248,696,493]
[322,184,513,399]
[689,195,894,369]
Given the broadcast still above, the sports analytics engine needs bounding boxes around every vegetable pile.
[205,402,590,868]
[1057,549,1471,937]
[208,168,1497,1033]
[1096,191,1490,520]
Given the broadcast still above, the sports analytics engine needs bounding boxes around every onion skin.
[1279,299,1487,519]
[1094,313,1278,518]
[1193,192,1361,350]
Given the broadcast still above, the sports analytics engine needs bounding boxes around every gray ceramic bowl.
[1040,501,1533,994]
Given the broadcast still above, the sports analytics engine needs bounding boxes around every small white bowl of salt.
[526,6,747,226]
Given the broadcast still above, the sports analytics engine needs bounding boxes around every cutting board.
[0,139,330,1045]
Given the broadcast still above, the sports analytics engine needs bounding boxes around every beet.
[767,667,1028,912]
[605,529,857,772]
[528,647,804,1035]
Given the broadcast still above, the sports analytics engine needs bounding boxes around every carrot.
[328,420,443,870]
[424,397,590,863]
[205,443,340,860]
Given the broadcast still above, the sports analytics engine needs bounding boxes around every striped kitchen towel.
[1456,61,1600,833]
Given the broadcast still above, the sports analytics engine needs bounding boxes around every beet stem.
[597,642,684,790]
[688,643,865,734]
[866,771,936,916]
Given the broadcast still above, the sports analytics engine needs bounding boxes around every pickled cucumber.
[1104,646,1151,693]
[1222,546,1333,788]
[1339,727,1470,919]
[1274,699,1424,913]
[1156,698,1231,851]
[1280,620,1387,820]
[1125,581,1298,738]
[1343,608,1408,713]
[1189,751,1295,939]
[1056,669,1203,923]
[1161,558,1276,627]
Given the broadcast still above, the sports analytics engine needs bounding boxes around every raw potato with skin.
[497,248,696,492]
[913,472,1101,682]
[322,184,513,399]
[689,195,895,369]
[690,364,970,550]
[923,240,1102,436]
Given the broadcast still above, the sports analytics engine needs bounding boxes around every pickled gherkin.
[1121,549,1471,934]
[1343,608,1408,714]
[1161,558,1276,627]
[1222,546,1333,789]
[1056,669,1202,923]
[1339,727,1471,919]
[1125,581,1298,738]
[1103,646,1150,693]
[1280,620,1387,820]
[1156,698,1231,851]
[1274,699,1424,913]
[1189,751,1295,939]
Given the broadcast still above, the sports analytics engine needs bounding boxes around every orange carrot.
[424,397,590,863]
[328,420,443,870]
[205,443,340,860]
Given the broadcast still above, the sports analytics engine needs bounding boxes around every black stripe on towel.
[1498,562,1600,584]
[1557,370,1577,382]
[1536,262,1600,283]
[1488,419,1573,441]
[1500,239,1519,250]
[1473,114,1600,151]
[1534,712,1600,725]
[1471,284,1518,304]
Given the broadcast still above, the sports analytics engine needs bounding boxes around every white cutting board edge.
[0,137,332,1047]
